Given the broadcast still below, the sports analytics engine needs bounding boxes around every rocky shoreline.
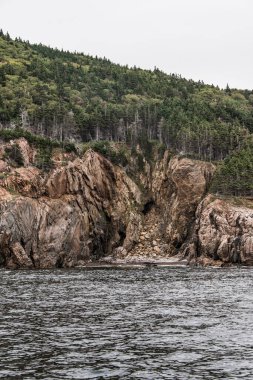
[0,138,253,269]
[77,260,188,270]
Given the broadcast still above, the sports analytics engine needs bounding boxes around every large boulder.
[186,195,253,266]
[151,154,215,255]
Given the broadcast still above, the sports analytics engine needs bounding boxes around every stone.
[151,155,215,255]
[0,160,8,172]
[185,195,253,266]
[1,138,251,268]
[0,147,143,268]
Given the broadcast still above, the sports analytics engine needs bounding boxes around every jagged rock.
[151,154,215,255]
[14,138,36,167]
[196,256,224,267]
[123,213,142,251]
[0,187,12,201]
[8,241,34,269]
[0,160,8,172]
[4,167,43,197]
[0,148,143,268]
[0,138,252,268]
[186,195,253,266]
[112,247,128,259]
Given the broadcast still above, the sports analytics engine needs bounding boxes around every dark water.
[0,268,253,379]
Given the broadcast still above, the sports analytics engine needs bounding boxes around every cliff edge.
[0,138,252,268]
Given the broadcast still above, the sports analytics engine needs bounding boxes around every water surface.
[0,267,252,379]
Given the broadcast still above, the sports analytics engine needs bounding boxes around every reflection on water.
[0,267,252,379]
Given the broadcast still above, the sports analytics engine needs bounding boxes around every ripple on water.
[0,267,253,379]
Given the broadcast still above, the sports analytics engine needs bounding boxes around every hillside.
[1,31,253,268]
[1,30,253,195]
[0,136,253,268]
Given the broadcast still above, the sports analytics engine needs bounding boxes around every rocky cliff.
[185,195,253,266]
[0,138,253,268]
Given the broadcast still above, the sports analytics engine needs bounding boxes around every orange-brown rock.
[0,149,143,268]
[186,195,253,266]
[0,160,8,172]
[1,138,252,268]
[14,137,36,166]
[4,167,43,197]
[122,153,215,260]
[151,154,215,255]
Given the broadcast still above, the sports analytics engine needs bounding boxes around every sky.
[0,0,252,89]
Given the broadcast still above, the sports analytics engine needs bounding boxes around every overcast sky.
[0,0,252,89]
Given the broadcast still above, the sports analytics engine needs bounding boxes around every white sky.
[0,0,252,89]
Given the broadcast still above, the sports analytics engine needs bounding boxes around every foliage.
[35,146,54,171]
[2,31,253,194]
[83,141,128,166]
[4,144,24,167]
[211,140,253,196]
[1,31,253,163]
[0,128,76,152]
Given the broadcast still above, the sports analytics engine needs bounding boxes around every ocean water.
[0,267,252,379]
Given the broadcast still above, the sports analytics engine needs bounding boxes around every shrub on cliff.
[35,146,54,171]
[0,128,76,154]
[211,141,253,196]
[82,141,128,167]
[4,144,24,167]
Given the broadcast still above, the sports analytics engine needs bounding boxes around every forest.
[1,30,253,195]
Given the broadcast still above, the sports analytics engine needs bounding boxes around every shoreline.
[79,260,188,270]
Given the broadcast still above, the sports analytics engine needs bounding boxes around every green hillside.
[1,30,253,195]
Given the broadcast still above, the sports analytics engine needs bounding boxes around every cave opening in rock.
[56,256,64,268]
[118,229,126,246]
[142,199,155,215]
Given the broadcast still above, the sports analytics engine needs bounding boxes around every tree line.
[1,30,253,194]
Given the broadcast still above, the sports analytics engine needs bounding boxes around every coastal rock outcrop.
[1,138,253,268]
[152,154,215,254]
[0,146,143,268]
[186,195,253,266]
[117,153,215,260]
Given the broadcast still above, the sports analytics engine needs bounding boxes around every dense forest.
[1,30,253,195]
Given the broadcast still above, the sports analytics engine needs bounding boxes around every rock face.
[0,138,253,268]
[0,147,143,268]
[185,195,253,266]
[127,153,215,260]
[152,154,215,254]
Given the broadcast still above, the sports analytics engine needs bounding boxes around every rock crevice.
[0,138,252,268]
